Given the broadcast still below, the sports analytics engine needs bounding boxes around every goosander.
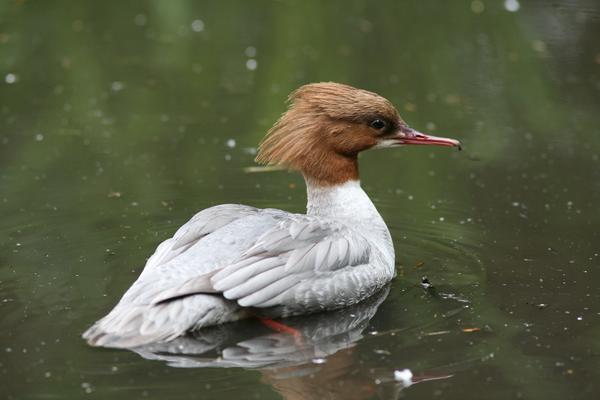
[83,82,460,348]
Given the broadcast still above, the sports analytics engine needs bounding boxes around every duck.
[83,82,460,348]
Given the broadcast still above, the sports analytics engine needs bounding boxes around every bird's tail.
[82,294,241,348]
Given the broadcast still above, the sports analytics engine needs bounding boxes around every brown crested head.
[255,82,402,185]
[255,82,460,185]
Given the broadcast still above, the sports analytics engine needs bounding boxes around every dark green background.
[1,0,599,399]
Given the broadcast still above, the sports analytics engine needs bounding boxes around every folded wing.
[209,216,371,308]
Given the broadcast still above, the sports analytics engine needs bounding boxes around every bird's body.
[84,82,459,348]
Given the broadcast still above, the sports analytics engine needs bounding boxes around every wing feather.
[211,216,371,308]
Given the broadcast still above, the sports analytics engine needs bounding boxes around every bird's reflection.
[128,287,450,399]
[132,287,389,369]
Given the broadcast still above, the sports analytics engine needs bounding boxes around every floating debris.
[373,349,391,356]
[107,191,122,198]
[394,369,413,387]
[423,330,452,336]
[420,276,433,289]
[243,165,285,173]
[461,327,481,333]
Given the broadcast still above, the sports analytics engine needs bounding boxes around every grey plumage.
[84,181,395,348]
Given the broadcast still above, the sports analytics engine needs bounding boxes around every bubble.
[226,139,236,148]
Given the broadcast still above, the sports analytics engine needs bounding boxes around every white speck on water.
[5,73,17,84]
[81,382,93,393]
[226,138,236,148]
[224,154,231,161]
[374,349,391,355]
[35,133,44,142]
[44,371,51,378]
[246,59,258,71]
[407,195,414,200]
[577,316,583,321]
[394,369,413,386]
[439,217,445,222]
[111,81,124,92]
[312,357,326,364]
[504,0,520,12]
[134,14,147,26]
[245,46,257,58]
[512,201,520,207]
[191,19,205,32]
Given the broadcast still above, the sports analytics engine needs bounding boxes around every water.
[1,0,599,398]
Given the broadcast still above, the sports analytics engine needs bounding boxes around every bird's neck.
[298,150,359,186]
[305,179,380,222]
[306,179,395,268]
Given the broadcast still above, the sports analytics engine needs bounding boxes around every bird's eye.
[370,119,386,130]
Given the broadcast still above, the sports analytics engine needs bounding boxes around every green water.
[1,1,599,399]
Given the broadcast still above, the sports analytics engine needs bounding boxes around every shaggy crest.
[255,82,401,178]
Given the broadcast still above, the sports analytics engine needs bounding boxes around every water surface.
[1,1,599,399]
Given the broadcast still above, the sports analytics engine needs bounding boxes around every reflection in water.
[128,287,450,399]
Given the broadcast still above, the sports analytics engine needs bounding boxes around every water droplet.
[5,73,17,84]
[504,0,520,12]
[191,19,205,32]
[246,59,258,71]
